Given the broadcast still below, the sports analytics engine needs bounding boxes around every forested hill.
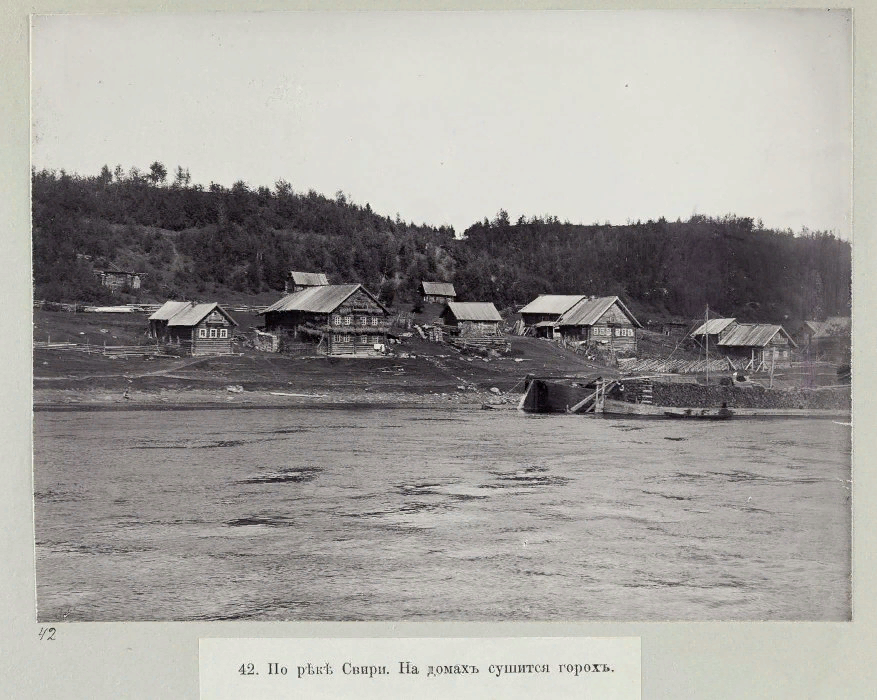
[455,213,851,322]
[32,166,851,324]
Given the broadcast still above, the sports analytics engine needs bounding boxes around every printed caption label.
[200,636,640,699]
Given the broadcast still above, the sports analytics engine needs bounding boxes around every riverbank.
[33,386,523,411]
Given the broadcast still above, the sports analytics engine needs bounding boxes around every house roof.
[443,301,502,322]
[519,295,586,316]
[717,324,796,348]
[149,300,193,321]
[288,271,329,286]
[691,318,737,336]
[421,281,456,297]
[166,302,238,327]
[802,320,826,336]
[556,296,642,328]
[813,316,851,338]
[261,284,388,315]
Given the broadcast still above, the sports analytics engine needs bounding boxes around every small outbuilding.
[284,271,329,295]
[716,323,797,369]
[440,302,503,336]
[421,281,457,304]
[690,317,737,348]
[92,262,143,292]
[798,316,850,363]
[148,301,238,355]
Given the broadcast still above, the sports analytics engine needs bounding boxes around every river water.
[33,407,851,621]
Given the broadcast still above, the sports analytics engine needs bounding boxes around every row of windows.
[591,326,635,338]
[331,314,382,327]
[332,334,384,344]
[198,327,228,339]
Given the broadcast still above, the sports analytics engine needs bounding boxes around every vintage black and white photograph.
[31,10,852,622]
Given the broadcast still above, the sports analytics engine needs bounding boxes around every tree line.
[32,165,851,324]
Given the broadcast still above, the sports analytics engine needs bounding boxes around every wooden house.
[690,317,737,348]
[518,295,586,338]
[440,302,503,336]
[148,301,238,355]
[554,296,641,354]
[421,281,457,304]
[261,283,390,356]
[284,271,329,295]
[716,324,797,369]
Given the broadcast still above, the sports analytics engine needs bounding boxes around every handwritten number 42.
[38,627,56,641]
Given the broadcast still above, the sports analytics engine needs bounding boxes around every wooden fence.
[618,356,733,374]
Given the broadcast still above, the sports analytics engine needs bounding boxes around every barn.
[554,296,641,354]
[440,302,503,336]
[148,301,238,356]
[716,324,797,370]
[284,271,329,295]
[421,281,457,304]
[518,295,586,338]
[261,283,390,356]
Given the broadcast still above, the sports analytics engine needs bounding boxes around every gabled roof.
[149,300,193,321]
[443,301,502,322]
[288,271,329,286]
[691,318,737,336]
[421,281,456,297]
[556,296,642,328]
[717,324,796,348]
[261,283,388,315]
[519,294,586,316]
[802,320,826,336]
[167,302,238,327]
[813,316,851,338]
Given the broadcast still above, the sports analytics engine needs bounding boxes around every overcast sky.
[31,10,852,238]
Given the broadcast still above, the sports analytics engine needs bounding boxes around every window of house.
[370,316,379,326]
[198,328,207,338]
[219,328,228,339]
[332,314,342,326]
[209,328,218,338]
[344,316,352,326]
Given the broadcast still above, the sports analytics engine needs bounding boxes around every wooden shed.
[555,296,642,354]
[690,317,737,348]
[440,302,503,336]
[421,281,457,304]
[92,264,143,292]
[261,283,390,356]
[148,301,238,355]
[716,323,797,370]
